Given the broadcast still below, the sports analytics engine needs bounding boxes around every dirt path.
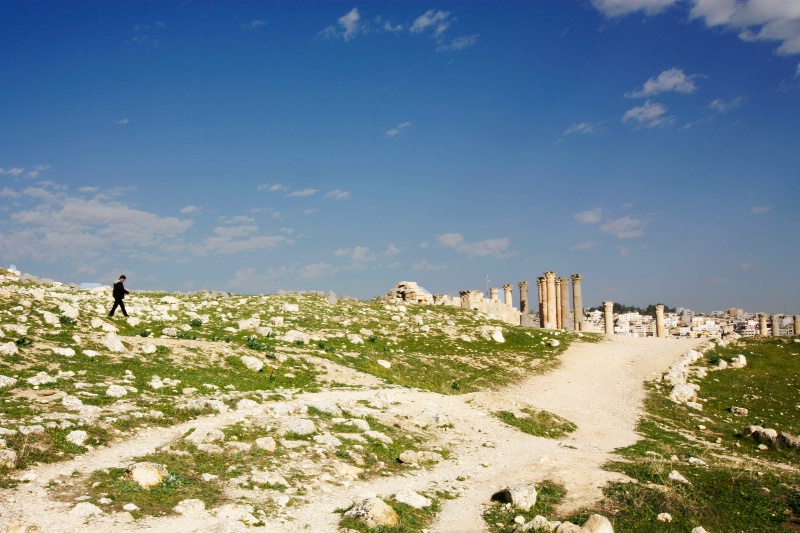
[0,335,705,533]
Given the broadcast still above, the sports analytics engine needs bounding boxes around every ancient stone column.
[570,274,583,332]
[795,315,800,336]
[559,277,570,331]
[759,313,768,336]
[603,301,614,335]
[771,314,781,337]
[545,272,557,329]
[655,304,666,338]
[537,277,545,327]
[518,281,529,313]
[555,278,563,329]
[503,284,512,307]
[490,287,499,302]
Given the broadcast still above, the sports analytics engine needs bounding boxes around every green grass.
[338,498,442,532]
[494,408,577,439]
[562,337,800,533]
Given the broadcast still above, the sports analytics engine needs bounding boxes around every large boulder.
[344,497,399,528]
[499,483,537,511]
[128,462,168,489]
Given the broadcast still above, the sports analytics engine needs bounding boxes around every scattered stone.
[106,384,127,398]
[122,503,139,512]
[668,470,690,484]
[174,498,206,516]
[66,430,88,446]
[499,483,537,511]
[395,489,431,509]
[0,375,17,388]
[101,333,126,352]
[69,502,103,518]
[283,418,316,436]
[53,347,76,357]
[128,462,168,489]
[731,406,749,416]
[657,512,672,522]
[254,436,277,452]
[731,354,747,368]
[579,514,614,533]
[691,527,709,533]
[549,339,560,347]
[364,430,393,444]
[377,359,391,369]
[0,448,17,468]
[398,450,419,464]
[344,497,399,529]
[236,398,260,410]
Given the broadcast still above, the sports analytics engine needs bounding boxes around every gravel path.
[0,335,705,533]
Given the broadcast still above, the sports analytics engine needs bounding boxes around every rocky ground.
[0,271,705,532]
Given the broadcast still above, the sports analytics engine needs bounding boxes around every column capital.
[503,283,512,290]
[556,276,568,284]
[570,274,582,282]
[603,301,614,310]
[544,271,556,281]
[518,281,529,289]
[656,304,665,311]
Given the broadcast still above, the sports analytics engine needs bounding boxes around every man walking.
[109,275,130,317]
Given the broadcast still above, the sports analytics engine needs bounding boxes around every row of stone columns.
[527,272,584,331]
[757,313,800,336]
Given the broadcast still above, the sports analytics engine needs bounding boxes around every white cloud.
[437,34,479,52]
[257,183,289,192]
[601,216,647,238]
[622,100,673,128]
[115,118,129,125]
[241,19,266,30]
[595,0,800,57]
[199,233,290,255]
[412,259,448,271]
[411,10,452,37]
[325,189,351,200]
[739,262,758,271]
[386,121,413,138]
[564,122,603,135]
[436,232,511,258]
[0,167,25,176]
[574,208,603,224]
[180,205,201,214]
[626,68,698,98]
[751,205,772,214]
[298,262,339,279]
[570,241,600,250]
[289,188,318,197]
[384,244,400,256]
[334,246,373,262]
[319,8,365,41]
[592,0,677,17]
[710,96,746,113]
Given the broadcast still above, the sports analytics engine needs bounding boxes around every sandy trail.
[0,335,704,533]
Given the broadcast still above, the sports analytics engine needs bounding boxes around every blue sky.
[1,1,798,313]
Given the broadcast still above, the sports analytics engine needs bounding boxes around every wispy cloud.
[180,205,201,214]
[563,121,604,136]
[574,208,602,224]
[412,259,448,271]
[622,100,673,128]
[593,0,800,57]
[114,118,130,125]
[298,262,339,279]
[436,232,512,258]
[601,216,647,238]
[0,167,25,176]
[739,262,758,271]
[241,19,266,30]
[386,121,413,138]
[198,226,291,255]
[711,96,746,114]
[334,246,373,262]
[257,183,289,192]
[411,10,452,37]
[319,8,366,41]
[325,189,351,200]
[751,205,772,214]
[571,240,601,251]
[289,188,318,197]
[437,34,479,52]
[626,68,698,98]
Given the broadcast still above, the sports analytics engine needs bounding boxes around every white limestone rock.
[128,462,168,489]
[377,359,391,369]
[240,355,264,372]
[237,318,260,331]
[282,418,316,436]
[101,333,126,353]
[501,483,537,511]
[0,342,19,356]
[254,436,277,452]
[106,384,128,398]
[579,514,614,533]
[0,375,17,388]
[66,430,88,447]
[668,470,690,484]
[0,449,17,468]
[344,497,399,529]
[140,343,157,354]
[69,502,103,518]
[395,489,431,509]
[174,499,206,516]
[281,303,299,313]
[236,398,260,411]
